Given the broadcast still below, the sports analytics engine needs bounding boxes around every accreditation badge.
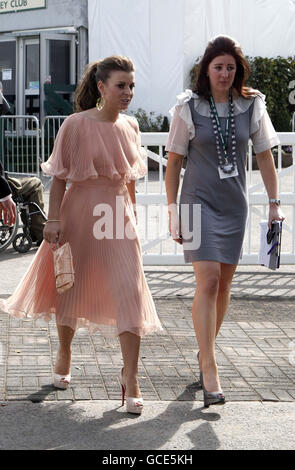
[218,164,239,180]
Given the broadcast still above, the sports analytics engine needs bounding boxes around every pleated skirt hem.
[0,300,163,339]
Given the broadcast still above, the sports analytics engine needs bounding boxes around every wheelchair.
[0,181,47,254]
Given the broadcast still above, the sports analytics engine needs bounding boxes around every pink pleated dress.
[0,112,162,338]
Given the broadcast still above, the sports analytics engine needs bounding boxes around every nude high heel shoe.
[53,350,71,389]
[118,368,143,415]
[53,373,71,390]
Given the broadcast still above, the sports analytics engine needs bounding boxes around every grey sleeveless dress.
[179,96,255,265]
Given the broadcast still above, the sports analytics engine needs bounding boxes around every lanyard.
[209,88,233,154]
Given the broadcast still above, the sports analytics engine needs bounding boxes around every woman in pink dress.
[0,56,162,414]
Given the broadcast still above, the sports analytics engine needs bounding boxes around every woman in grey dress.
[165,35,284,407]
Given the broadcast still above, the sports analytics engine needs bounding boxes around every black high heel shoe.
[197,352,225,407]
[201,367,225,408]
[203,386,225,408]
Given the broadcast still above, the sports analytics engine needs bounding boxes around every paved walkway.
[1,274,295,450]
[1,270,294,404]
[0,175,295,449]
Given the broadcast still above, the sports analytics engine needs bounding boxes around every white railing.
[139,132,295,265]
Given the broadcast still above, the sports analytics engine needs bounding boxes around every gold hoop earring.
[96,96,105,111]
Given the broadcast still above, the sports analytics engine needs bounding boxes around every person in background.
[0,89,17,226]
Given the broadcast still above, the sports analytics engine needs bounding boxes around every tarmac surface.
[0,179,295,450]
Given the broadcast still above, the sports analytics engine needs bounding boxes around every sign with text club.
[0,0,46,14]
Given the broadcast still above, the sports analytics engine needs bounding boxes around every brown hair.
[193,35,255,100]
[74,56,135,112]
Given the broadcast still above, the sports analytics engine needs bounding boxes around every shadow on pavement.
[145,270,295,299]
[27,385,58,403]
[2,386,222,450]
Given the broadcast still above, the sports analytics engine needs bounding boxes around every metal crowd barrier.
[0,115,40,177]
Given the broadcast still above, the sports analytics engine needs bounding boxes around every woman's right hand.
[43,221,62,245]
[168,203,182,245]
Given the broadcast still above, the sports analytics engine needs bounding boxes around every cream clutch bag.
[52,242,75,294]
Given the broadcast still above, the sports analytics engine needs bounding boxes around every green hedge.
[190,56,295,132]
[128,108,170,169]
[129,108,169,132]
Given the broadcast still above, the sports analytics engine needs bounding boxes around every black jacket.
[0,161,11,199]
[0,91,11,199]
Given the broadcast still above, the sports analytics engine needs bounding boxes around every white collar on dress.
[173,88,266,118]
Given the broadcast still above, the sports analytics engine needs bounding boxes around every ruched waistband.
[70,176,126,187]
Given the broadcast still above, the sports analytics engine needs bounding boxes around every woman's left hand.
[268,205,285,229]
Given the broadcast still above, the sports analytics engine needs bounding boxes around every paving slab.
[0,297,294,403]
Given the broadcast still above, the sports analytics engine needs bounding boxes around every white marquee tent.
[88,0,295,117]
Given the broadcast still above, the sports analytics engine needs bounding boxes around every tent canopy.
[88,0,295,117]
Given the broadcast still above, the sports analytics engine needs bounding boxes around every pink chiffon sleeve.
[41,115,77,181]
[41,114,148,183]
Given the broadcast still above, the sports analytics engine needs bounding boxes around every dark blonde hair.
[74,56,135,112]
[194,35,255,100]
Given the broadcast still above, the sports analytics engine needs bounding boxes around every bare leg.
[119,331,141,398]
[192,261,221,393]
[215,263,237,337]
[54,323,75,375]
